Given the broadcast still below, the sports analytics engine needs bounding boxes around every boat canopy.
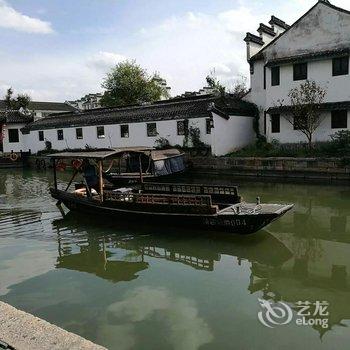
[48,147,184,162]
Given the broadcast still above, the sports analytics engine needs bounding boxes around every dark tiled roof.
[257,23,276,37]
[266,48,350,66]
[0,110,34,124]
[268,16,290,30]
[0,100,76,112]
[267,101,350,114]
[25,95,255,131]
[244,33,264,45]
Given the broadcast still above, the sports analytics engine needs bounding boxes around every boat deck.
[219,203,293,215]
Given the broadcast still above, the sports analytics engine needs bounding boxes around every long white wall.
[3,118,212,154]
[3,114,255,156]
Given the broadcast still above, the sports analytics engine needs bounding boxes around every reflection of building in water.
[56,236,149,283]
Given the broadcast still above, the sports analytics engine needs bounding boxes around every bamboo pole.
[99,160,104,202]
[139,154,143,183]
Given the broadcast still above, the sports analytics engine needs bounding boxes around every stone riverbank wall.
[0,301,106,350]
[189,157,350,183]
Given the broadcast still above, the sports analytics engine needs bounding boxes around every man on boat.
[75,160,100,197]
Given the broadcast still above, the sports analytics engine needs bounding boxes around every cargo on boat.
[48,150,293,235]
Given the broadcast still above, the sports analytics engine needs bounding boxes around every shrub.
[155,137,171,149]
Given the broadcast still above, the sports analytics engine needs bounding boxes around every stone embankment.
[0,302,106,350]
[189,157,350,182]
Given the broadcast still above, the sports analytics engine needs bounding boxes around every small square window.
[271,66,280,86]
[331,110,347,129]
[38,130,44,141]
[97,126,105,139]
[76,128,83,139]
[8,129,19,143]
[147,123,157,137]
[293,63,307,81]
[121,125,129,138]
[271,114,280,133]
[333,56,349,76]
[177,120,187,135]
[206,118,212,134]
[57,129,64,140]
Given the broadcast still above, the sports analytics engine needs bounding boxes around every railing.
[104,190,213,207]
[142,182,238,196]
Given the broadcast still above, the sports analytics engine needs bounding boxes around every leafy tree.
[283,80,327,149]
[206,73,226,96]
[100,60,170,107]
[228,76,249,99]
[4,88,31,110]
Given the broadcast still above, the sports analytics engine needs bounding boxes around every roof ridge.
[249,1,332,61]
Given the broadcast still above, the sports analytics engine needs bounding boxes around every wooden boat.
[48,150,293,235]
[101,147,186,185]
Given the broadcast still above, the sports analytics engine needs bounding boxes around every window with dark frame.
[177,120,186,135]
[331,110,348,129]
[293,63,307,81]
[38,130,44,141]
[147,123,157,137]
[120,124,129,138]
[332,56,349,76]
[271,66,280,86]
[97,126,105,139]
[206,118,212,134]
[57,129,64,140]
[76,128,83,139]
[271,114,280,133]
[8,129,19,143]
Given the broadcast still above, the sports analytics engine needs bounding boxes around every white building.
[67,94,103,111]
[3,95,256,156]
[0,101,76,153]
[244,0,350,143]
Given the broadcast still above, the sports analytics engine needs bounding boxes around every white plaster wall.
[245,2,350,142]
[23,117,212,154]
[266,111,350,143]
[264,3,350,61]
[244,60,266,134]
[266,58,350,107]
[211,113,255,156]
[2,124,26,153]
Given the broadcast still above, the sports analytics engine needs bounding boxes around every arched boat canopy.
[48,147,183,161]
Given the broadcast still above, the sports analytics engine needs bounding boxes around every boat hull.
[51,189,292,235]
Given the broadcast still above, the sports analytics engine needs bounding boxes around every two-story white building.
[244,0,350,143]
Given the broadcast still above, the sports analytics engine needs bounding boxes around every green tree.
[206,73,226,96]
[285,80,327,149]
[100,60,170,107]
[4,88,31,110]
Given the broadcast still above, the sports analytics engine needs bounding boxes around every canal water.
[0,169,349,349]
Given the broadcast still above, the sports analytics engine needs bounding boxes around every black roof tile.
[25,95,254,131]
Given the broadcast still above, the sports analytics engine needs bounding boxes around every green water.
[0,169,350,349]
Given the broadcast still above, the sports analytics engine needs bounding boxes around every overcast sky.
[0,0,348,101]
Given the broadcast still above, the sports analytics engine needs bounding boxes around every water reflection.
[1,169,350,349]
